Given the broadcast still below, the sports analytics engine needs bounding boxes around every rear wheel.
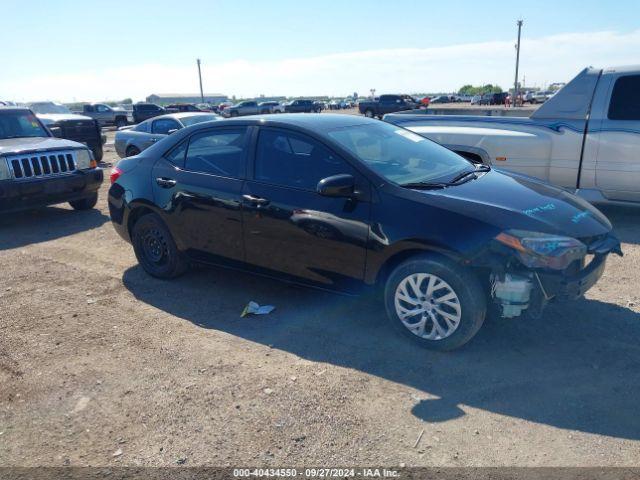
[384,255,486,351]
[115,117,127,128]
[69,193,98,211]
[131,213,188,279]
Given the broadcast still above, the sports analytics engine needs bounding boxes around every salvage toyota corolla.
[108,114,622,350]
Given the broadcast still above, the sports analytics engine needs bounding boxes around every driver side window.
[184,128,247,178]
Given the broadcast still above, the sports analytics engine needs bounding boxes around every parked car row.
[221,99,323,117]
[358,94,419,119]
[2,65,632,353]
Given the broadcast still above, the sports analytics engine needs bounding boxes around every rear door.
[591,73,640,202]
[242,127,371,292]
[151,126,250,264]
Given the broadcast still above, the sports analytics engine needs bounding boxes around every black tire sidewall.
[69,193,98,210]
[93,146,104,162]
[384,255,486,351]
[131,213,187,279]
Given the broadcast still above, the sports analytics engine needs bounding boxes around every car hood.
[414,169,612,239]
[0,137,87,155]
[36,113,93,124]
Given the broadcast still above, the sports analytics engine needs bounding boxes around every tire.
[364,109,374,118]
[131,213,188,279]
[115,117,127,128]
[384,254,486,351]
[230,111,239,117]
[92,145,104,162]
[126,146,141,157]
[69,193,98,211]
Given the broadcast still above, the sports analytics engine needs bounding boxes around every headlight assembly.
[75,149,95,169]
[0,157,11,180]
[495,229,587,270]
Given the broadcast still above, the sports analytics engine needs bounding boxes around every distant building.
[146,93,228,105]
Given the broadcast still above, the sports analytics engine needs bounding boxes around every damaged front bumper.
[487,232,622,318]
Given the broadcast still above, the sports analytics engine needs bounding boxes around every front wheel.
[69,193,98,211]
[131,213,188,279]
[92,145,104,162]
[384,255,486,351]
[364,109,374,118]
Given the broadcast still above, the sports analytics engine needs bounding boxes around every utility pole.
[513,19,523,108]
[197,58,204,103]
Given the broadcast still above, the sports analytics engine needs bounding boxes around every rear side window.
[608,75,640,120]
[185,128,247,178]
[152,118,180,134]
[254,129,355,190]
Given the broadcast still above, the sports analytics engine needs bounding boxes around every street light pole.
[513,19,523,108]
[197,58,204,103]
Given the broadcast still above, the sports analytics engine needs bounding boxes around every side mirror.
[167,129,179,135]
[49,126,62,138]
[317,174,355,198]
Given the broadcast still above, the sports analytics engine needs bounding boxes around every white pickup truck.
[385,65,640,206]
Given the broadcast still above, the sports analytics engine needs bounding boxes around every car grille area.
[6,150,77,180]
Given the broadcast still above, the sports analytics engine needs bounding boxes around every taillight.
[110,166,123,184]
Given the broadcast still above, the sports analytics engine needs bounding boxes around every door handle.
[242,194,270,206]
[150,138,159,143]
[155,177,177,188]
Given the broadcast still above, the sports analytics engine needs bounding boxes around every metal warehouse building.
[146,93,228,105]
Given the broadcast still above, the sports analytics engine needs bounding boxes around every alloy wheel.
[394,273,462,340]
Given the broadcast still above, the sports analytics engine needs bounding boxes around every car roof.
[0,106,32,114]
[143,112,220,122]
[213,113,372,132]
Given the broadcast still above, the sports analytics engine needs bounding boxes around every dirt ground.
[1,128,640,468]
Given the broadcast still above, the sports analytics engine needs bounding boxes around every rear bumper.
[0,169,103,213]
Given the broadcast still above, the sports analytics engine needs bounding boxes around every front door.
[592,74,640,202]
[242,127,371,292]
[151,126,250,264]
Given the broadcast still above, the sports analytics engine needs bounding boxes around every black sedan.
[108,114,621,350]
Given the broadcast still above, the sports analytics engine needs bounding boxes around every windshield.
[0,111,49,139]
[180,114,221,127]
[328,122,473,185]
[29,103,71,115]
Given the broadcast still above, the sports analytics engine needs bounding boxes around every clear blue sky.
[2,0,639,101]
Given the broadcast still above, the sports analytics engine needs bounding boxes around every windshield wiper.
[401,164,491,190]
[399,182,450,190]
[449,164,491,184]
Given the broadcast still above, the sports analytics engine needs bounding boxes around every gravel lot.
[1,128,640,467]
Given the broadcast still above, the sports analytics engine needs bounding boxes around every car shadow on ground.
[0,207,109,250]
[123,263,640,441]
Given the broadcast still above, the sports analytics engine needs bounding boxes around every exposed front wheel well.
[374,249,459,288]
